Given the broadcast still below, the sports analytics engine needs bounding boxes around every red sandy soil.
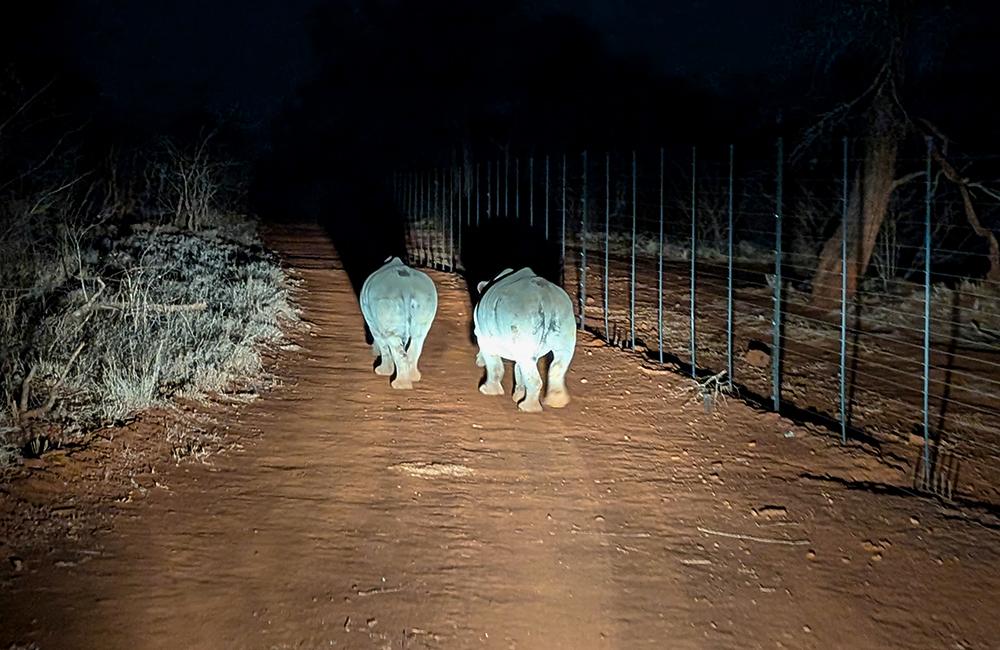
[567,246,1000,506]
[1,222,999,649]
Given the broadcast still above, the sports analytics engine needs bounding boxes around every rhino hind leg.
[478,352,505,395]
[407,328,430,383]
[543,347,574,408]
[512,362,526,402]
[516,359,543,412]
[373,340,394,376]
[388,339,415,389]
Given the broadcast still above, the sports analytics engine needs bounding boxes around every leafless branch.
[0,79,54,134]
[95,301,208,314]
[15,342,86,424]
[928,145,1000,282]
[890,170,925,190]
[790,61,890,164]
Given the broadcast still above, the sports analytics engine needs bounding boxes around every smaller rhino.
[360,256,438,389]
[474,267,576,412]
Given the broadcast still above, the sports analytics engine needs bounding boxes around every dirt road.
[2,223,998,649]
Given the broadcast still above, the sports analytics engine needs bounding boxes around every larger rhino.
[474,267,576,412]
[360,256,438,389]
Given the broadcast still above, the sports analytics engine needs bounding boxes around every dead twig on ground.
[95,301,208,314]
[673,370,735,412]
[13,341,86,425]
[696,526,811,546]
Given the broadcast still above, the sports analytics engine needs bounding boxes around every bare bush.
[0,222,298,460]
[130,132,249,230]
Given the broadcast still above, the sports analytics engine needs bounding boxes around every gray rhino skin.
[473,267,576,412]
[360,257,438,389]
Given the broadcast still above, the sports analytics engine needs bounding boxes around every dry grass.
[0,217,298,465]
[0,133,297,467]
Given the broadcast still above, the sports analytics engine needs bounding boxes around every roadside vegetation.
[0,111,298,467]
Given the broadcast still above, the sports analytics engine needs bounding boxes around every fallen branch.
[71,277,107,318]
[673,370,734,410]
[15,342,86,424]
[18,365,36,414]
[96,301,208,314]
[696,526,810,546]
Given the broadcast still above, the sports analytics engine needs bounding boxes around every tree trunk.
[811,96,901,311]
[930,148,1000,284]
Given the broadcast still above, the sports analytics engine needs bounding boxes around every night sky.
[55,0,801,122]
[4,1,999,167]
[0,1,892,125]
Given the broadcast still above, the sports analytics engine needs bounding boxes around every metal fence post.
[772,138,784,411]
[418,170,424,265]
[580,150,588,330]
[515,157,520,220]
[476,162,481,226]
[545,155,550,240]
[487,161,492,221]
[658,147,664,365]
[449,166,455,270]
[529,157,535,228]
[727,145,735,385]
[438,167,444,268]
[922,136,933,487]
[457,166,462,264]
[561,154,567,285]
[840,137,849,444]
[493,160,500,218]
[604,152,611,340]
[504,152,509,217]
[411,171,416,263]
[428,169,433,266]
[630,150,637,349]
[690,146,697,377]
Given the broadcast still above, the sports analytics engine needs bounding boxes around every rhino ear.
[477,280,488,294]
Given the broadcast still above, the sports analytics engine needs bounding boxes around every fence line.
[392,139,1000,505]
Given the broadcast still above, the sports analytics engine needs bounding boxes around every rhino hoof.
[411,368,422,382]
[518,399,543,413]
[374,362,394,376]
[543,390,570,408]
[479,382,504,396]
[512,386,526,402]
[391,377,413,390]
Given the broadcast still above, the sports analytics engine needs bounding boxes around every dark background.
[3,0,998,283]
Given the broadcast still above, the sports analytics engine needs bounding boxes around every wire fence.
[391,138,1000,507]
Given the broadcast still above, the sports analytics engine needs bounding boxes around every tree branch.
[890,170,925,190]
[16,342,86,424]
[930,147,1000,283]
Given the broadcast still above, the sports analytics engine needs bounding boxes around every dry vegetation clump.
[0,136,298,468]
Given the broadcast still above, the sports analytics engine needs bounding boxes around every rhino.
[359,256,438,389]
[473,267,576,412]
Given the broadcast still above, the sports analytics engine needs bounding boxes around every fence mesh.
[392,139,1000,507]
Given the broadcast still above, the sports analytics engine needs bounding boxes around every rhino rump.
[360,258,437,336]
[473,268,574,360]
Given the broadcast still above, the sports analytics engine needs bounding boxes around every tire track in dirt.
[3,222,999,650]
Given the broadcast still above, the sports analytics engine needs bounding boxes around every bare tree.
[788,0,949,309]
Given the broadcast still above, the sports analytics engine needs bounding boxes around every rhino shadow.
[252,165,407,347]
[458,218,563,345]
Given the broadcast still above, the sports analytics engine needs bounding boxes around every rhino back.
[475,274,574,354]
